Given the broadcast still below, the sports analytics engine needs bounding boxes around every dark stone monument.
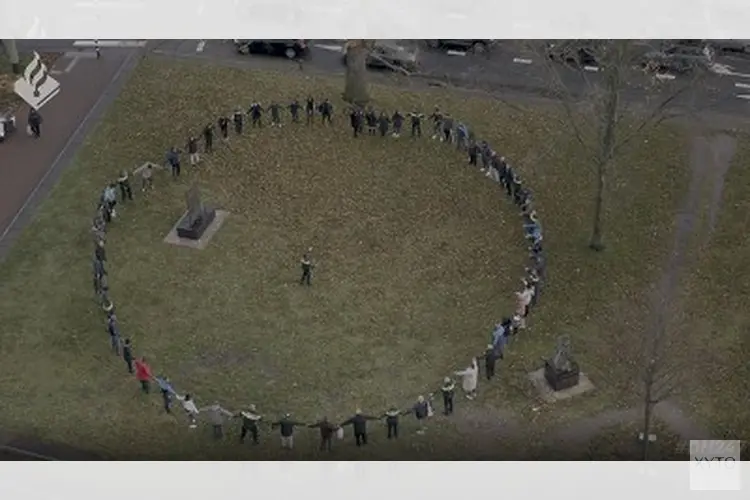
[176,185,216,240]
[544,335,580,391]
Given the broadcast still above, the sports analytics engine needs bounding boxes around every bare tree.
[1,39,21,74]
[525,40,707,251]
[343,40,375,106]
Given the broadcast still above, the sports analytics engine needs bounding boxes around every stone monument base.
[164,210,229,250]
[176,206,217,240]
[544,360,580,391]
[528,368,595,404]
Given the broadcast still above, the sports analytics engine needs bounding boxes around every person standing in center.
[122,338,134,374]
[300,251,314,286]
[340,409,378,447]
[308,417,338,452]
[200,402,235,440]
[383,407,405,439]
[203,123,214,153]
[305,96,315,125]
[238,405,263,445]
[187,135,200,166]
[134,356,153,394]
[117,170,133,202]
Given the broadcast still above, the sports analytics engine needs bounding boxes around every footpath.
[0,47,141,460]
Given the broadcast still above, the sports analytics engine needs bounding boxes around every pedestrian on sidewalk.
[122,338,134,374]
[134,357,152,394]
[238,405,262,444]
[200,403,234,439]
[271,414,305,450]
[308,417,338,452]
[340,409,379,447]
[117,170,133,202]
[155,376,175,414]
[27,108,42,138]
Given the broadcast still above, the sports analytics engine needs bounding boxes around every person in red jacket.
[134,357,153,394]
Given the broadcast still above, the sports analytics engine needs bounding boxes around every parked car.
[233,39,309,59]
[344,41,419,72]
[426,39,493,53]
[0,109,17,143]
[641,44,714,73]
[707,39,750,54]
[546,42,598,67]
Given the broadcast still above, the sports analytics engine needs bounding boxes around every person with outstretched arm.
[271,414,305,450]
[340,409,379,447]
[308,416,338,452]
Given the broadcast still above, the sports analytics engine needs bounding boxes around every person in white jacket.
[455,358,479,400]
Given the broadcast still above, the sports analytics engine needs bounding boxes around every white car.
[0,110,17,142]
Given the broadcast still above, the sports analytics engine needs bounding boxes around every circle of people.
[90,96,546,452]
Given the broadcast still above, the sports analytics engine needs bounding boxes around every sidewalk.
[0,49,141,460]
[0,49,140,260]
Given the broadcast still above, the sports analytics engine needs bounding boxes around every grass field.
[0,55,747,459]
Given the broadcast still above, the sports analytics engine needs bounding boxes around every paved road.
[146,39,750,118]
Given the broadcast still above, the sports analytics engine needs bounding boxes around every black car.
[546,43,598,67]
[233,39,309,59]
[426,40,493,53]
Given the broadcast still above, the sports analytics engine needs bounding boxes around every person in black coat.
[122,338,134,374]
[349,108,363,137]
[382,407,407,439]
[203,123,214,153]
[483,344,500,381]
[340,409,379,446]
[218,115,229,140]
[289,100,301,123]
[233,108,244,134]
[27,108,42,138]
[308,417,338,451]
[271,414,305,450]
[391,111,404,137]
[440,377,456,415]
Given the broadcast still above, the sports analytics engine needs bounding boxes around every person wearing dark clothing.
[484,344,500,380]
[239,405,262,444]
[187,136,200,166]
[504,167,514,196]
[305,96,315,125]
[156,376,174,414]
[218,116,229,140]
[391,111,404,137]
[203,123,214,153]
[107,313,121,355]
[249,102,263,127]
[233,109,244,134]
[410,396,430,434]
[409,111,423,137]
[442,114,454,143]
[300,253,313,286]
[309,417,337,451]
[95,240,106,262]
[92,257,105,294]
[166,147,181,177]
[289,100,301,122]
[319,99,333,124]
[271,414,305,449]
[340,410,378,446]
[27,108,42,138]
[349,108,362,137]
[468,141,478,166]
[269,102,282,127]
[378,112,390,137]
[383,407,404,439]
[440,377,456,415]
[365,108,377,135]
[429,107,443,139]
[122,338,134,374]
[134,357,152,393]
[117,170,133,202]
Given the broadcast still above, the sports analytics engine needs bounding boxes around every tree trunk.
[343,40,370,106]
[1,40,21,74]
[642,360,656,460]
[588,66,620,252]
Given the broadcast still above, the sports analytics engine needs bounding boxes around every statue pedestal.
[543,360,580,392]
[176,206,216,240]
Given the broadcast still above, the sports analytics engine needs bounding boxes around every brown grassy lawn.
[573,420,688,461]
[0,55,747,459]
